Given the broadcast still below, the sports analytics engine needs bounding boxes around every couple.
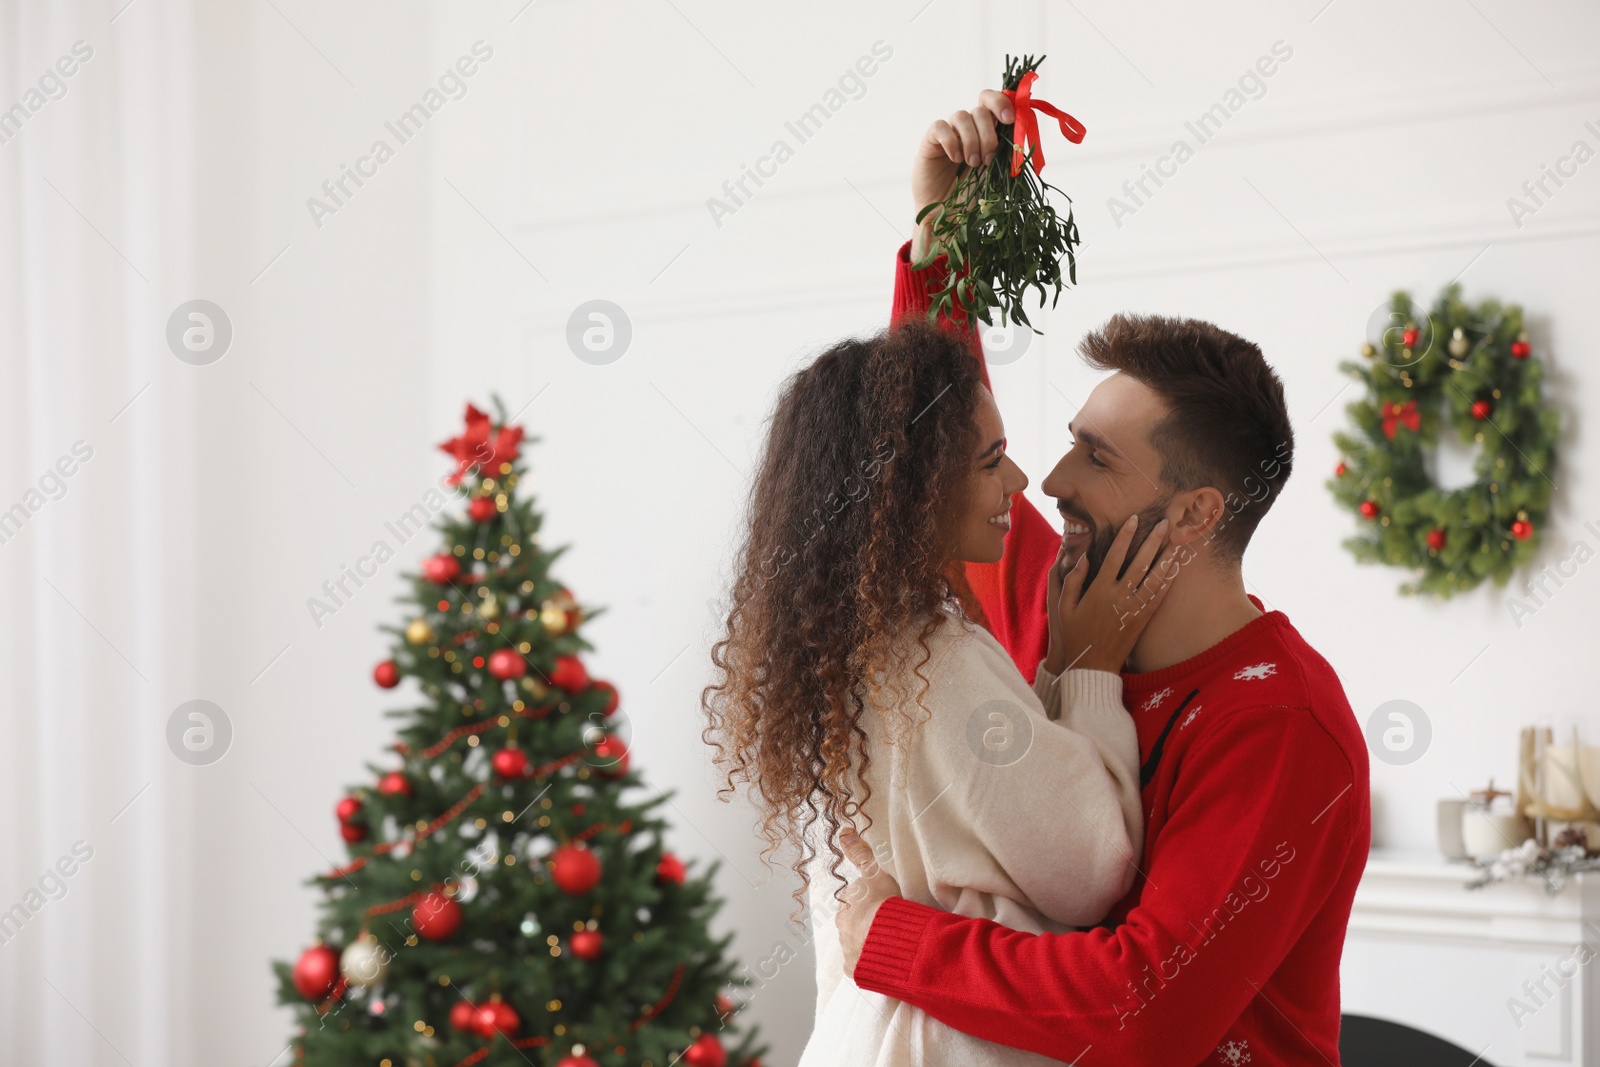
[703,88,1370,1067]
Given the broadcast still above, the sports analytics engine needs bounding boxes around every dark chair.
[1339,1014,1496,1067]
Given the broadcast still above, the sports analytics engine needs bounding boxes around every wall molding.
[518,208,1600,335]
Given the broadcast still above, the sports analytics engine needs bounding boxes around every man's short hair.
[1079,312,1293,560]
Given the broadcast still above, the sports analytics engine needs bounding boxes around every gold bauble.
[1360,343,1377,358]
[1448,328,1470,357]
[479,593,500,620]
[405,619,436,645]
[540,605,569,635]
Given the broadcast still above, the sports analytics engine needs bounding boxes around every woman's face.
[946,385,1028,564]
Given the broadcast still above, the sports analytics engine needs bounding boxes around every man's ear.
[1168,486,1227,548]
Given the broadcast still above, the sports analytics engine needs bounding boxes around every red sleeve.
[851,707,1362,1066]
[891,239,1056,682]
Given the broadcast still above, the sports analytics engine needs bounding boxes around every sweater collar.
[1120,595,1283,696]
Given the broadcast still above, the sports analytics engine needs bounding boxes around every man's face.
[1041,373,1175,586]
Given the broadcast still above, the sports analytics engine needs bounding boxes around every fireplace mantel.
[1341,849,1600,1066]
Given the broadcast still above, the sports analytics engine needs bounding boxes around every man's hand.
[836,827,902,979]
[911,89,1016,262]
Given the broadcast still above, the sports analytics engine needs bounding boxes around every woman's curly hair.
[701,316,989,919]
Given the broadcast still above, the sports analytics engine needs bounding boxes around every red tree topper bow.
[1001,70,1086,178]
[438,403,526,485]
[1381,399,1420,440]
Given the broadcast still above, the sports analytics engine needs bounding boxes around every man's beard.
[1068,496,1174,589]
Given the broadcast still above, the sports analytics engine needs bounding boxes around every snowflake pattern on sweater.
[1217,1038,1251,1065]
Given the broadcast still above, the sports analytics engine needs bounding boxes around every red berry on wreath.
[487,647,526,680]
[449,999,478,1031]
[335,796,364,823]
[683,1033,727,1067]
[339,821,368,843]
[1471,399,1492,420]
[1512,519,1534,541]
[1511,338,1531,359]
[1359,500,1380,520]
[592,680,619,716]
[656,851,687,886]
[1401,325,1419,348]
[550,843,602,895]
[377,771,412,797]
[468,495,497,522]
[292,943,341,1000]
[569,929,604,960]
[491,746,528,780]
[592,734,630,778]
[550,654,589,691]
[413,891,463,941]
[373,659,400,688]
[422,553,461,584]
[1426,528,1446,551]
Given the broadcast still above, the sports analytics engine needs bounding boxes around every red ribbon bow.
[1001,70,1086,178]
[1381,399,1420,440]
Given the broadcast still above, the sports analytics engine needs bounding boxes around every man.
[832,90,1371,1066]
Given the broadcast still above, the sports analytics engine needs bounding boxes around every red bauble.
[487,648,527,680]
[1401,327,1419,348]
[550,843,602,895]
[473,999,520,1037]
[412,892,463,941]
[335,796,364,822]
[569,929,603,961]
[423,553,462,584]
[1426,528,1447,551]
[549,654,589,691]
[491,747,528,780]
[555,1056,600,1067]
[377,771,412,797]
[1471,399,1493,420]
[1334,461,1347,477]
[291,943,341,1000]
[468,496,497,522]
[1358,500,1379,520]
[1512,519,1535,541]
[339,822,368,843]
[1511,339,1531,359]
[715,992,736,1019]
[373,659,400,688]
[592,680,619,716]
[683,1034,727,1067]
[656,852,687,886]
[592,735,630,778]
[449,999,478,1032]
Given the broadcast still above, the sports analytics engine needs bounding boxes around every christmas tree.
[273,398,765,1067]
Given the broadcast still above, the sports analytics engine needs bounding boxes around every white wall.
[2,1,1597,1065]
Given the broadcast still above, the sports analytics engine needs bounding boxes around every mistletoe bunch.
[915,54,1083,334]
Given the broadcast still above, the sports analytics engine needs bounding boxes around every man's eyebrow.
[1067,420,1124,459]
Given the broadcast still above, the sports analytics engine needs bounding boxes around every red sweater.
[871,239,1371,1066]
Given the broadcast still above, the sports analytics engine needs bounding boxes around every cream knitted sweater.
[798,605,1142,1067]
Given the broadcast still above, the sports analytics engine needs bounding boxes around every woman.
[701,316,1170,1066]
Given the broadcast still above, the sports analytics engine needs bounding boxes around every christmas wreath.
[1327,283,1560,597]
